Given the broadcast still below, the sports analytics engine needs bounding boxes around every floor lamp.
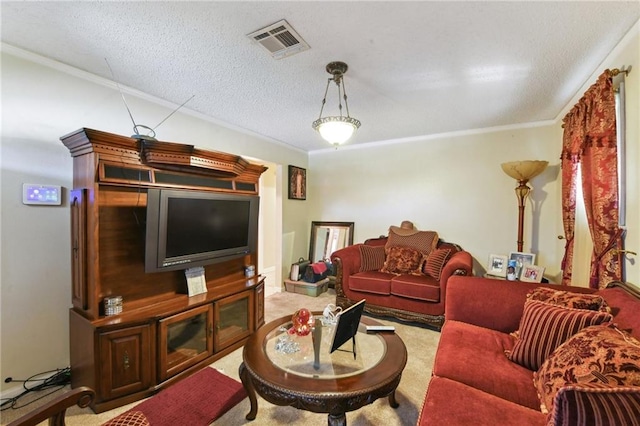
[501,160,549,252]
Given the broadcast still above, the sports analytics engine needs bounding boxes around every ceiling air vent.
[247,20,310,59]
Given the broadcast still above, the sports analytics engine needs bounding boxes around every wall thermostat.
[22,183,62,205]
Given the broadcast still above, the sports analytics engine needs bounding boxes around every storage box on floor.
[284,278,329,297]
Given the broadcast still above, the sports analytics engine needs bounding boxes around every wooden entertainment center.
[61,128,267,412]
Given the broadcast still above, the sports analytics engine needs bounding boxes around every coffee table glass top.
[265,322,386,379]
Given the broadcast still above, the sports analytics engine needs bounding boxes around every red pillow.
[359,245,386,272]
[507,300,612,370]
[423,248,452,280]
[380,246,424,275]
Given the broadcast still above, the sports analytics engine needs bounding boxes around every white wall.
[309,21,640,289]
[0,48,309,395]
[309,123,562,279]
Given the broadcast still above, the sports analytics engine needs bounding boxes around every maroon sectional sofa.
[418,276,640,425]
[331,236,473,330]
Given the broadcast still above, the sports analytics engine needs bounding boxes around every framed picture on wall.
[288,165,306,200]
[487,254,508,277]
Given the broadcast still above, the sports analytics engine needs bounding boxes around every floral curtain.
[560,70,622,289]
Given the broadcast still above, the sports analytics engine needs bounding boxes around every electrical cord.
[1,367,71,411]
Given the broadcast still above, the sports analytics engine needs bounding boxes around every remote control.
[366,325,395,333]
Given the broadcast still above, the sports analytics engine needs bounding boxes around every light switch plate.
[22,183,62,205]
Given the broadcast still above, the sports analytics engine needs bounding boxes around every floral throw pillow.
[380,246,424,275]
[359,245,386,272]
[534,323,640,414]
[526,287,610,312]
[507,300,612,371]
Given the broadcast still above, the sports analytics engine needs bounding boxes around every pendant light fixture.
[312,61,361,147]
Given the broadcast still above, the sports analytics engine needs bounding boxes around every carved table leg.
[239,362,258,421]
[388,390,399,408]
[328,412,347,426]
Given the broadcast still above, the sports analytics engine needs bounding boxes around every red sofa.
[418,276,640,425]
[331,235,473,330]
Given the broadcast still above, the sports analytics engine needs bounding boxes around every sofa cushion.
[547,383,640,426]
[433,320,542,409]
[527,287,610,312]
[507,300,612,370]
[380,245,424,275]
[349,271,392,295]
[423,248,452,280]
[597,286,640,337]
[534,323,640,414]
[418,376,546,426]
[358,244,386,272]
[390,274,440,302]
[386,226,438,256]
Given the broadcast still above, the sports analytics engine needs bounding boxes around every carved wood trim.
[61,128,267,180]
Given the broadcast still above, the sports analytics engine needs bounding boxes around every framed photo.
[509,252,536,267]
[487,254,508,277]
[288,165,306,200]
[520,265,545,283]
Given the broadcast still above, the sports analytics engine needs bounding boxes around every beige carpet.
[1,289,440,426]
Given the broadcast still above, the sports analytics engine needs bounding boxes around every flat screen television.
[145,188,259,273]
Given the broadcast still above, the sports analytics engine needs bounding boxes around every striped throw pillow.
[549,384,640,426]
[423,248,452,280]
[386,227,439,256]
[507,300,612,370]
[359,245,386,272]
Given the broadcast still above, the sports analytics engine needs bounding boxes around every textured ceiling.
[2,1,639,152]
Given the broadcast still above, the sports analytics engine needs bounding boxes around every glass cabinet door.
[158,304,213,381]
[214,290,254,352]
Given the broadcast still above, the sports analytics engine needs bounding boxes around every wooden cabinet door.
[214,290,254,352]
[158,304,213,381]
[98,324,153,400]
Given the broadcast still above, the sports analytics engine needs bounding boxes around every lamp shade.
[313,116,360,146]
[501,160,548,182]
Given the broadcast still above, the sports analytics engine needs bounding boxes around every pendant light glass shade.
[312,61,361,147]
[313,116,361,146]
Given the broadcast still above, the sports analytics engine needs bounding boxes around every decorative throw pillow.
[507,300,612,370]
[359,245,386,272]
[380,246,424,275]
[526,287,611,312]
[102,411,151,426]
[423,248,452,280]
[534,323,640,414]
[548,383,640,426]
[386,226,439,257]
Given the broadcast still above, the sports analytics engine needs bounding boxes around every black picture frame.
[330,299,365,354]
[288,165,306,200]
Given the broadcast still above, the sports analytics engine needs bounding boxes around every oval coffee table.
[239,312,407,426]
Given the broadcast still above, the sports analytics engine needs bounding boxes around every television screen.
[145,189,259,273]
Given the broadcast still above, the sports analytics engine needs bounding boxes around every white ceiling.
[2,1,639,152]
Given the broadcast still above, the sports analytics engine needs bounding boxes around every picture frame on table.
[520,265,545,283]
[509,252,536,267]
[288,165,306,200]
[487,254,508,277]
